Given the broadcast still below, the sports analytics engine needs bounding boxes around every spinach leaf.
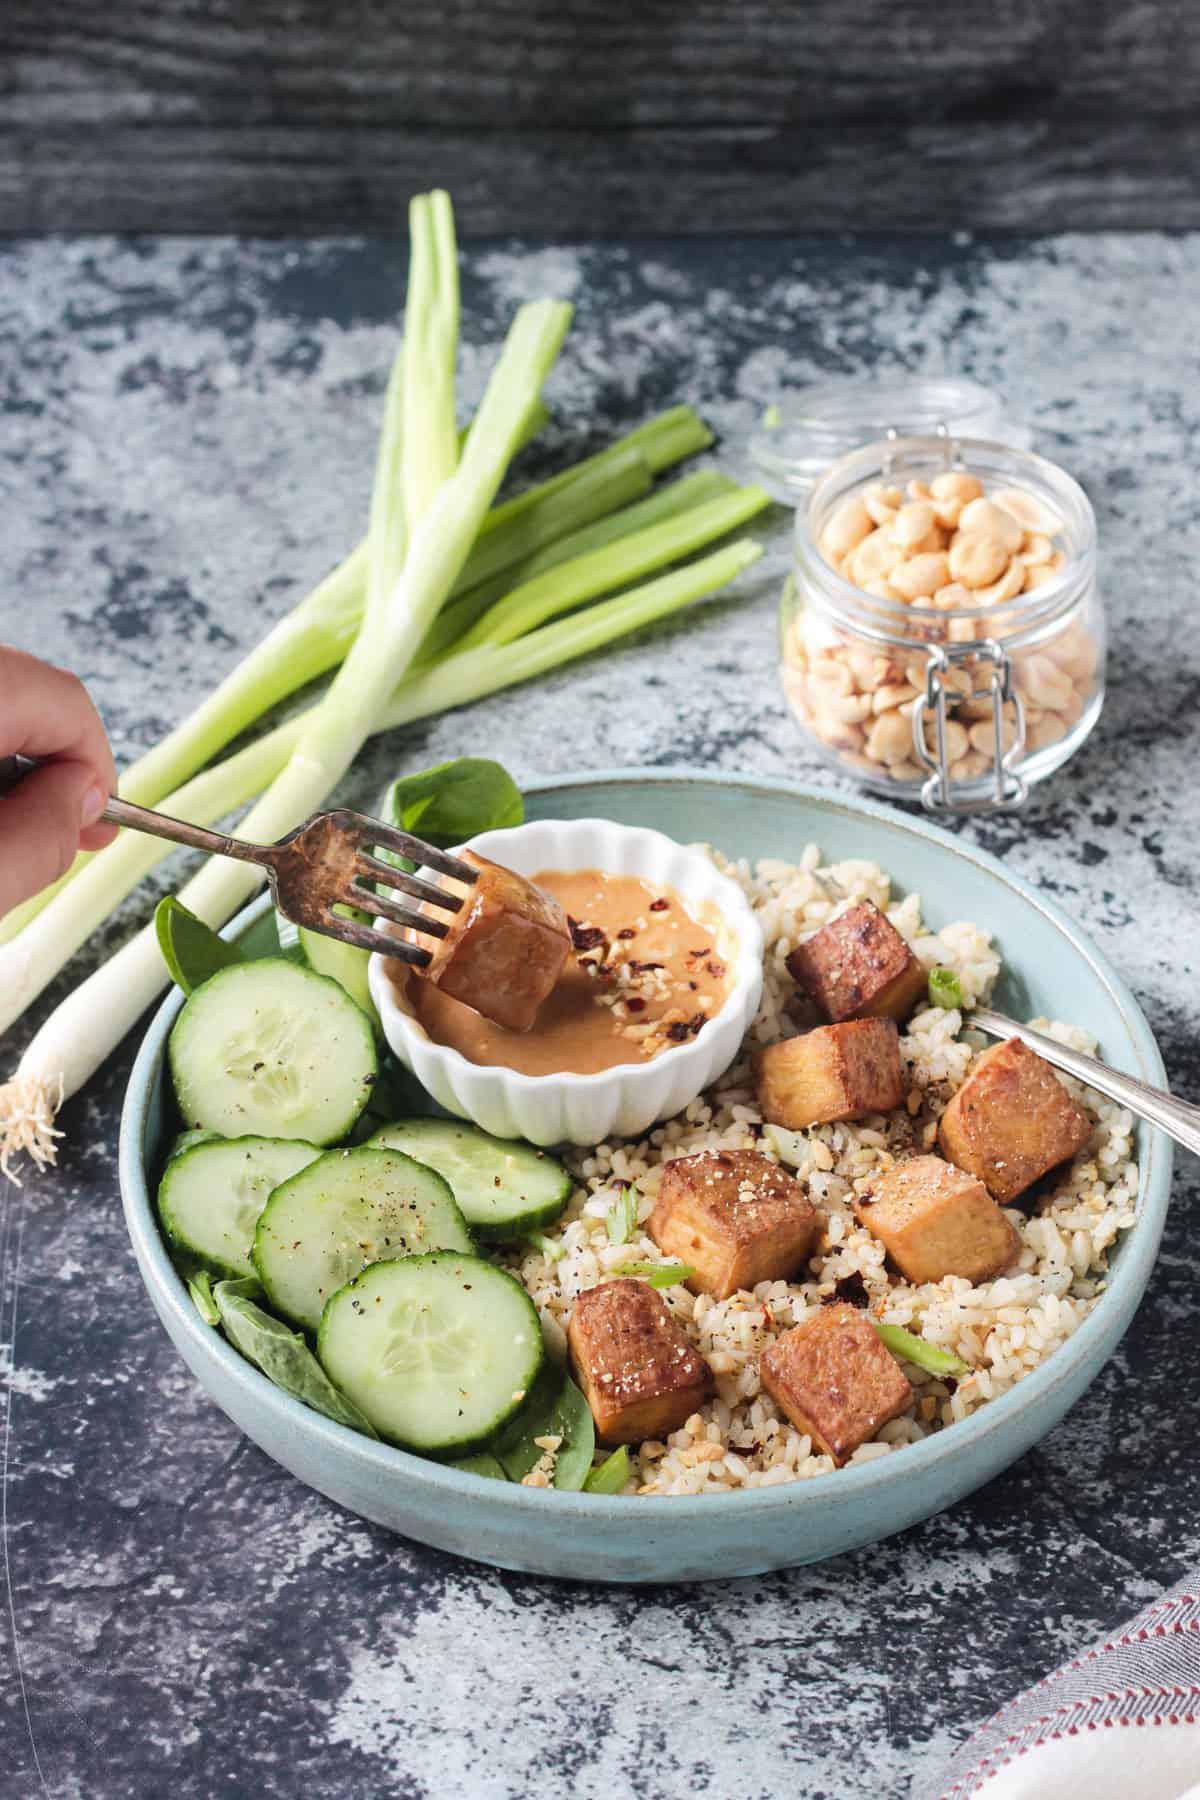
[381,758,523,856]
[490,1357,595,1490]
[211,1281,379,1437]
[155,896,245,995]
[448,1452,509,1482]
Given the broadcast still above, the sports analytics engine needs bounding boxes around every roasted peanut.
[823,495,874,560]
[1022,532,1054,567]
[872,682,921,714]
[892,500,936,549]
[968,715,1020,756]
[930,471,983,506]
[863,483,902,526]
[1026,712,1067,751]
[1023,550,1067,591]
[1017,653,1075,712]
[958,497,1024,554]
[847,529,904,584]
[889,551,950,601]
[809,656,854,695]
[950,750,991,780]
[866,710,915,766]
[949,532,1011,589]
[972,557,1026,607]
[989,487,1064,537]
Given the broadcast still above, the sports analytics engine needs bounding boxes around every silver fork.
[972,1007,1200,1160]
[0,753,476,966]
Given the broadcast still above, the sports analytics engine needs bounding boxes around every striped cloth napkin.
[920,1573,1200,1799]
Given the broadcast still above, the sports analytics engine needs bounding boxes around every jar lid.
[749,376,1032,502]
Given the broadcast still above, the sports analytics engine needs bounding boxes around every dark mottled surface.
[0,236,1197,1799]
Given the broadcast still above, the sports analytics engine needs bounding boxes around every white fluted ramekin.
[367,818,764,1146]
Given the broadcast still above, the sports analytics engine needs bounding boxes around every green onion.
[479,404,713,537]
[381,539,763,731]
[928,967,964,1010]
[421,466,734,663]
[525,1232,566,1263]
[611,1260,694,1288]
[0,199,574,1165]
[456,484,771,651]
[401,189,459,530]
[186,1270,221,1327]
[584,1445,633,1495]
[451,446,651,599]
[873,1321,969,1379]
[605,1183,639,1246]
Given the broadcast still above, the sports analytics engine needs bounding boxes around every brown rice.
[503,845,1139,1496]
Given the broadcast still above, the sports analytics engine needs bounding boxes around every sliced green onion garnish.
[874,1321,969,1379]
[186,1270,220,1327]
[584,1446,633,1494]
[611,1260,693,1288]
[605,1183,638,1246]
[526,1231,566,1263]
[928,966,964,1010]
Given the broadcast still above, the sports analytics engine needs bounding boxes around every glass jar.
[778,433,1104,811]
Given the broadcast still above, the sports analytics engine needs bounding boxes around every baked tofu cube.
[648,1148,820,1300]
[760,1304,912,1466]
[853,1154,1020,1285]
[420,850,571,1033]
[786,900,928,1024]
[567,1278,713,1445]
[938,1037,1093,1203]
[754,1019,905,1128]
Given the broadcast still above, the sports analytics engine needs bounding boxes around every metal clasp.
[910,639,1028,813]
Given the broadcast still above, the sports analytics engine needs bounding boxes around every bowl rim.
[119,767,1172,1523]
[367,814,765,1093]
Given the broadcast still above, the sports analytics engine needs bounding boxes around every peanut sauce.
[402,869,732,1076]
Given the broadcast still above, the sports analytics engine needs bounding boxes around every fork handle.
[1,753,275,871]
[972,1006,1200,1160]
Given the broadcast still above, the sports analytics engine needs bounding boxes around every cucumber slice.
[158,1136,322,1278]
[254,1146,472,1332]
[168,958,377,1145]
[368,1119,571,1240]
[317,1253,545,1453]
[298,919,377,1027]
[166,1126,221,1163]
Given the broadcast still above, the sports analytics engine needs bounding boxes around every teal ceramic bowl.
[119,771,1172,1584]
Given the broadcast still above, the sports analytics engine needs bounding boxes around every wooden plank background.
[3,0,1198,234]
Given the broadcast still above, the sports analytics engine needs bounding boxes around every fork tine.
[355,853,465,913]
[351,885,452,938]
[351,815,478,884]
[308,912,432,966]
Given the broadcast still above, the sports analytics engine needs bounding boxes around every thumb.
[0,758,110,918]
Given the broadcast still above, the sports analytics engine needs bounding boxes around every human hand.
[1,647,119,919]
